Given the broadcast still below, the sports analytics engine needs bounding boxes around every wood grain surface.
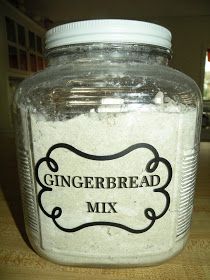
[0,142,210,280]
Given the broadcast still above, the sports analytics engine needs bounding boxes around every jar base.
[28,234,188,267]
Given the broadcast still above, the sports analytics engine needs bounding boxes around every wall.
[153,16,210,90]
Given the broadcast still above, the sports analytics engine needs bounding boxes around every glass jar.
[14,20,202,266]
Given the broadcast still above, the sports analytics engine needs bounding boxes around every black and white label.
[35,143,172,234]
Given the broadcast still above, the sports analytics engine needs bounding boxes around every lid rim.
[45,19,172,50]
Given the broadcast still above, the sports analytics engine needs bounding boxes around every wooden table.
[0,142,210,280]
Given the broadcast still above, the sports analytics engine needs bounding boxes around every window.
[203,50,210,101]
[36,36,42,53]
[19,50,27,70]
[8,46,18,69]
[37,56,43,70]
[17,24,26,47]
[5,17,16,42]
[5,17,44,73]
[29,31,36,50]
[30,54,37,72]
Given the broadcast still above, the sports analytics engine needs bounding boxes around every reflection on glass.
[9,77,24,96]
[8,46,18,68]
[30,54,37,72]
[204,51,210,101]
[5,17,16,42]
[18,24,26,46]
[19,50,27,70]
[36,36,42,53]
[29,31,35,50]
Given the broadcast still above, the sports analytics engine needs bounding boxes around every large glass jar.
[14,20,202,266]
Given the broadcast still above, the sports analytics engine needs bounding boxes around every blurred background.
[0,0,210,167]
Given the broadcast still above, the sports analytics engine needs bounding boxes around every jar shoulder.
[14,63,201,107]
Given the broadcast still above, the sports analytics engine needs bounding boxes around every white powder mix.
[22,95,197,265]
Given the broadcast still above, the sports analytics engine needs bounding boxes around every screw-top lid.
[45,19,172,50]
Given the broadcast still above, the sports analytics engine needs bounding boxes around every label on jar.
[35,142,172,234]
[29,109,196,256]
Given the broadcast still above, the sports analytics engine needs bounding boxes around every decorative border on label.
[35,143,172,234]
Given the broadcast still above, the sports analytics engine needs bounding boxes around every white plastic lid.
[45,19,172,50]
